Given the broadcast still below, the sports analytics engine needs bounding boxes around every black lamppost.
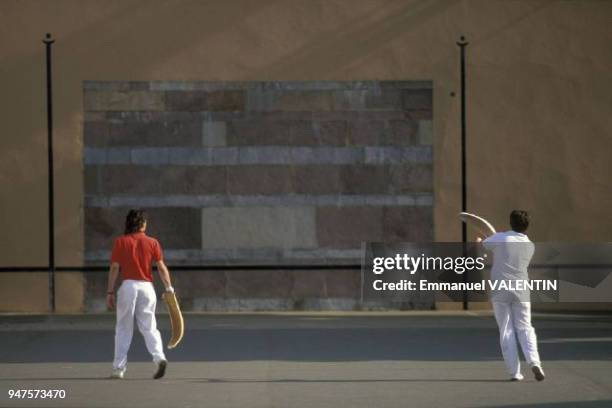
[457,35,469,310]
[43,33,56,313]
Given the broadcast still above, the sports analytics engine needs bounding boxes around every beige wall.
[1,0,611,311]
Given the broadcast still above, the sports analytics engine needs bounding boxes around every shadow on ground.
[1,314,611,363]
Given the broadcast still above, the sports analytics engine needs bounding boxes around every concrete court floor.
[0,311,611,408]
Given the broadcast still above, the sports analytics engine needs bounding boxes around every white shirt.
[483,230,535,300]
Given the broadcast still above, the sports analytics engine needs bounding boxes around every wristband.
[107,292,114,295]
[165,286,174,293]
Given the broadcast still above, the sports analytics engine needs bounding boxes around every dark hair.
[124,209,147,234]
[510,210,529,233]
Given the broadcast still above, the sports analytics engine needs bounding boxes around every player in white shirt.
[481,210,546,382]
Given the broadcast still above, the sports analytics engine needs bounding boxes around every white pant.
[493,301,541,377]
[113,280,166,370]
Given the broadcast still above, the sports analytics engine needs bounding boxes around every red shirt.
[110,232,163,282]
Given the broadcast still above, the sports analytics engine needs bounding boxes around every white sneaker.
[110,368,125,379]
[510,373,524,381]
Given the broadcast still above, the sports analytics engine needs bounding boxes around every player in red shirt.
[106,209,174,380]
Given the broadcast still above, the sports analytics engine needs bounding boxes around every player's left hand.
[107,293,115,310]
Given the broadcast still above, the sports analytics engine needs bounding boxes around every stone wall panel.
[83,80,433,310]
